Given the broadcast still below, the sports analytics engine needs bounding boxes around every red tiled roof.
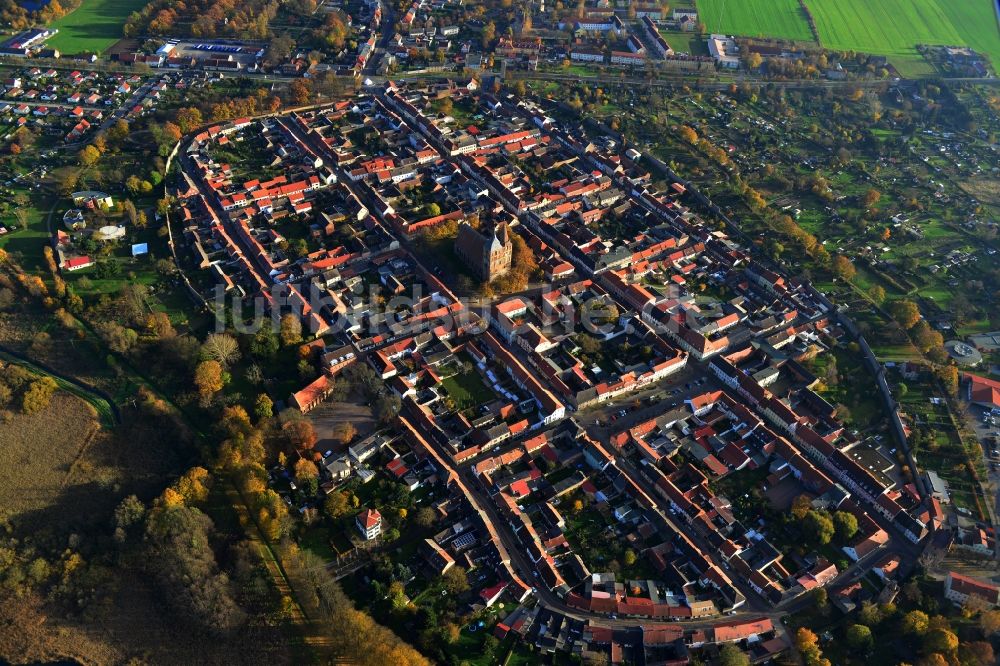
[948,571,1000,604]
[357,508,381,529]
[967,373,1000,408]
[713,617,773,642]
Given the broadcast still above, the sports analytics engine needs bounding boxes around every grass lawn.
[47,0,148,54]
[805,346,882,429]
[297,525,339,562]
[659,30,709,56]
[505,642,539,666]
[440,368,493,411]
[699,0,815,42]
[0,190,54,274]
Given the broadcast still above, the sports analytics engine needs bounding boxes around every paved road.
[100,77,158,130]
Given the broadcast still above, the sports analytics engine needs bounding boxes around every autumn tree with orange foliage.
[194,359,225,402]
[284,418,317,451]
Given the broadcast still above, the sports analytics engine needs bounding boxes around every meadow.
[698,0,814,42]
[0,392,99,521]
[46,0,148,54]
[698,0,1000,76]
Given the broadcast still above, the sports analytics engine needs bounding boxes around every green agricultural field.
[699,0,815,42]
[928,0,1000,71]
[46,0,147,54]
[700,0,1000,76]
[808,0,963,75]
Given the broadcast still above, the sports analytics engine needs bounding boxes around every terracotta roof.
[948,571,1000,604]
[712,617,773,642]
[967,373,1000,408]
[357,508,381,529]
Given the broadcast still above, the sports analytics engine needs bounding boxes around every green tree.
[251,326,279,360]
[802,510,835,545]
[21,377,57,414]
[888,299,921,329]
[832,255,856,281]
[868,284,886,304]
[108,118,130,143]
[294,458,319,481]
[902,610,929,635]
[482,20,496,47]
[78,144,100,167]
[923,628,958,654]
[846,624,872,652]
[254,393,273,421]
[325,491,353,520]
[833,511,858,542]
[718,643,750,666]
[912,320,944,353]
[125,174,143,196]
[442,566,469,594]
[857,601,885,627]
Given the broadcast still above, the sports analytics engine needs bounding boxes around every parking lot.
[168,40,264,69]
[971,405,1000,470]
[580,363,716,438]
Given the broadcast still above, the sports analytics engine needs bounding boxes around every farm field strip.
[699,0,815,42]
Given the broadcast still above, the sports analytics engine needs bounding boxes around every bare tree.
[201,333,241,368]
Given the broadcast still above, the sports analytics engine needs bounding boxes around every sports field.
[698,0,1000,76]
[699,0,814,42]
[46,0,147,54]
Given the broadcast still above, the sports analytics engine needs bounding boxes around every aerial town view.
[0,0,998,664]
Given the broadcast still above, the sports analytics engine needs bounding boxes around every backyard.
[562,496,659,581]
[439,356,495,411]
